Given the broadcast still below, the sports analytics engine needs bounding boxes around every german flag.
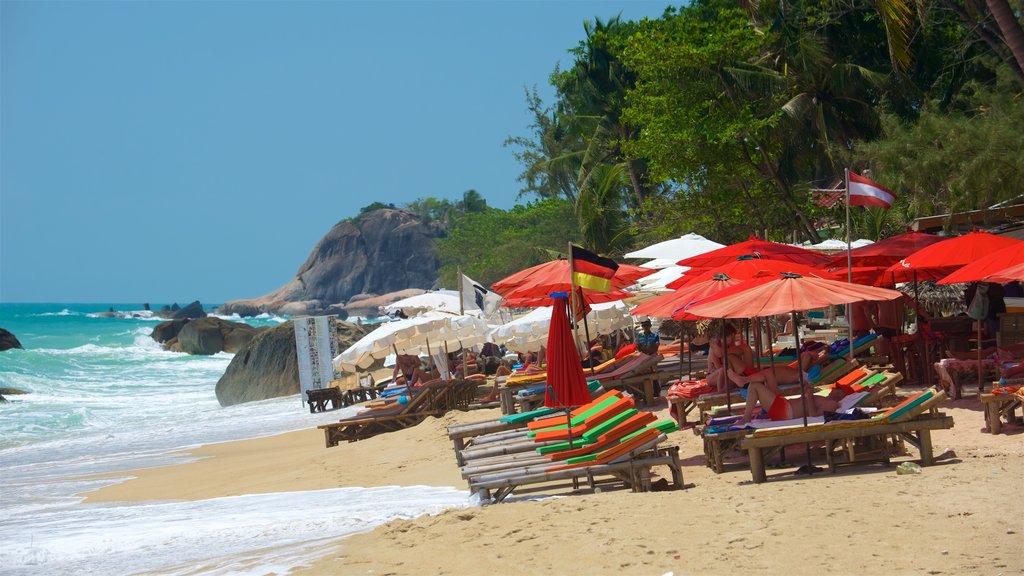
[571,244,619,293]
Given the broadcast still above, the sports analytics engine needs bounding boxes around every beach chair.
[462,416,684,502]
[318,379,468,447]
[591,353,664,405]
[738,387,953,483]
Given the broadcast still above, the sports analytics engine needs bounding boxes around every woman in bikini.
[736,380,845,424]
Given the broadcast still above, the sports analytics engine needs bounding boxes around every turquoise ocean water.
[0,304,469,575]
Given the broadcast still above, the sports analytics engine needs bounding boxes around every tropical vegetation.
[382,0,1024,287]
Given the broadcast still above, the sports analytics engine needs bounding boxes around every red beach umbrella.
[983,261,1024,284]
[676,235,832,269]
[685,272,902,475]
[826,231,945,268]
[665,256,825,290]
[686,273,903,319]
[491,260,648,297]
[885,231,1021,282]
[824,265,893,287]
[937,241,1024,285]
[544,296,592,409]
[630,274,742,319]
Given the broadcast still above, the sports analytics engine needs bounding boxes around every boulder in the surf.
[0,328,24,351]
[215,320,368,406]
[171,300,207,320]
[151,319,191,344]
[174,317,263,356]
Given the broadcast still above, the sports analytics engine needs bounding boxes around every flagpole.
[457,265,465,316]
[567,242,585,362]
[845,168,855,362]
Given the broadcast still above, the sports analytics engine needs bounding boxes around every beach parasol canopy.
[544,297,592,408]
[334,313,491,372]
[630,274,742,319]
[624,233,725,261]
[491,260,650,297]
[665,256,826,290]
[493,260,647,307]
[824,265,892,287]
[983,261,1024,283]
[937,241,1024,285]
[634,265,690,292]
[676,235,832,269]
[885,231,1021,282]
[826,231,945,268]
[381,290,464,316]
[685,273,903,319]
[489,301,632,351]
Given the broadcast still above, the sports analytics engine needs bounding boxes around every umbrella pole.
[579,289,595,376]
[792,311,818,476]
[426,337,434,376]
[766,319,776,372]
[444,341,451,379]
[722,319,731,413]
[753,318,762,369]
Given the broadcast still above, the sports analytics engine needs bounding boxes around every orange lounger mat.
[545,428,662,472]
[543,412,657,461]
[526,390,623,430]
[531,397,635,441]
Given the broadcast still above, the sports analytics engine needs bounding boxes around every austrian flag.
[848,171,896,209]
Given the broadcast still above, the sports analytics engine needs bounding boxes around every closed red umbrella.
[676,235,832,268]
[630,274,742,319]
[827,231,945,268]
[937,241,1024,285]
[666,256,825,290]
[885,231,1021,282]
[544,296,592,409]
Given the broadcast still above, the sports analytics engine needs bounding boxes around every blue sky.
[1,0,672,304]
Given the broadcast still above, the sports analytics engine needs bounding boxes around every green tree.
[436,198,579,288]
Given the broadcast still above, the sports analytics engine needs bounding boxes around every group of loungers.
[447,388,685,502]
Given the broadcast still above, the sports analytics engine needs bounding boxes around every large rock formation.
[151,317,262,355]
[0,328,23,351]
[220,209,442,316]
[215,320,369,406]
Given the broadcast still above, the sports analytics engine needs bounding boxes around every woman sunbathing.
[393,354,428,387]
[736,380,845,425]
[724,348,827,394]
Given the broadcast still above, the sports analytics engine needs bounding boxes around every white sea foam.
[0,485,471,576]
[37,308,79,317]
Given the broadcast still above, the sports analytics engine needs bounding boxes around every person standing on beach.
[636,319,660,355]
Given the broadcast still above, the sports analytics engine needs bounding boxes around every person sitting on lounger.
[735,380,846,425]
[393,354,428,388]
[708,323,755,393]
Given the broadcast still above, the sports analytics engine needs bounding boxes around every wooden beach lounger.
[697,374,901,473]
[739,387,953,483]
[319,379,477,447]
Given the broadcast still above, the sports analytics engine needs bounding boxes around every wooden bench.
[981,392,1023,434]
[306,387,343,413]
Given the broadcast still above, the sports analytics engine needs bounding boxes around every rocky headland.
[219,208,442,317]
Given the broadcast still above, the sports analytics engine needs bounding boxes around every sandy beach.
[84,397,1024,575]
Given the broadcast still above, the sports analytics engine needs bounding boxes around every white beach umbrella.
[334,312,492,372]
[635,265,690,293]
[489,301,632,351]
[382,290,466,316]
[640,258,681,270]
[624,233,725,261]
